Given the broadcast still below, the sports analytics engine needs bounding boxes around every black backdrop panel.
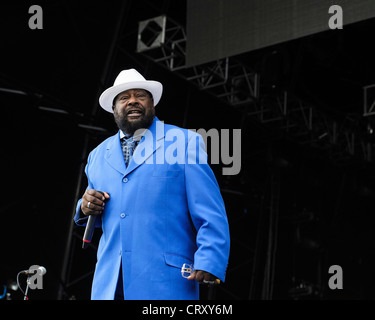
[186,0,375,66]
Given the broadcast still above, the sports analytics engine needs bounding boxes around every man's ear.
[112,105,115,112]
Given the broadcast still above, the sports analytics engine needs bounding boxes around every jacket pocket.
[163,252,193,269]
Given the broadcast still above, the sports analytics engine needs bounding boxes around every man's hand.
[187,270,220,286]
[81,189,110,216]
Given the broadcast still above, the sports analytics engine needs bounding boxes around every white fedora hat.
[99,68,163,113]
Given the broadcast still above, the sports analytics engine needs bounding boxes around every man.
[74,69,230,300]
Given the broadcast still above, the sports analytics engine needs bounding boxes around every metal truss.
[183,58,259,106]
[136,15,375,165]
[137,15,186,71]
[363,84,375,117]
[251,90,370,162]
[136,15,259,107]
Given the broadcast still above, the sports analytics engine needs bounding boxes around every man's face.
[112,89,155,135]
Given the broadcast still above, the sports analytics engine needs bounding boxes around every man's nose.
[127,95,138,105]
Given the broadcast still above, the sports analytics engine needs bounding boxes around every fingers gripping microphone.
[82,191,105,249]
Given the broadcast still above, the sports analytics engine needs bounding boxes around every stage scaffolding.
[136,14,375,164]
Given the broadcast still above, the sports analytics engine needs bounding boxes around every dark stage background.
[1,0,375,301]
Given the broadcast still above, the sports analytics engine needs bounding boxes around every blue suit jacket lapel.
[104,131,126,175]
[125,117,164,176]
[104,117,165,177]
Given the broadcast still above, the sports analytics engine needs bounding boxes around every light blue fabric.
[74,117,230,300]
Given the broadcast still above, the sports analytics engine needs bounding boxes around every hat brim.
[99,80,163,113]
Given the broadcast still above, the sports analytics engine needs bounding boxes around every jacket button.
[120,213,126,218]
[123,177,128,183]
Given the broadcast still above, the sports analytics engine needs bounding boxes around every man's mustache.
[125,108,144,116]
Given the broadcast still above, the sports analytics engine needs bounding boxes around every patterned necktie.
[121,136,137,167]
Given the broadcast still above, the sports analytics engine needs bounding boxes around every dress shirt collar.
[119,129,146,142]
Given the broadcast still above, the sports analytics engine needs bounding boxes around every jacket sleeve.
[184,132,230,282]
[73,151,102,228]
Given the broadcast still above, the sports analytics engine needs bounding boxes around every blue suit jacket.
[74,117,230,300]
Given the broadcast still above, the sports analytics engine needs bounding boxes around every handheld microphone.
[82,191,105,249]
[82,214,98,249]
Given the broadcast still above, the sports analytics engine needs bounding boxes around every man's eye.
[136,94,146,98]
[120,96,129,100]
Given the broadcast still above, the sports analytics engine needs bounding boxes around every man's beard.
[114,107,155,136]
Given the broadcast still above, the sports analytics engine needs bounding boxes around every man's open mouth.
[127,109,143,118]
